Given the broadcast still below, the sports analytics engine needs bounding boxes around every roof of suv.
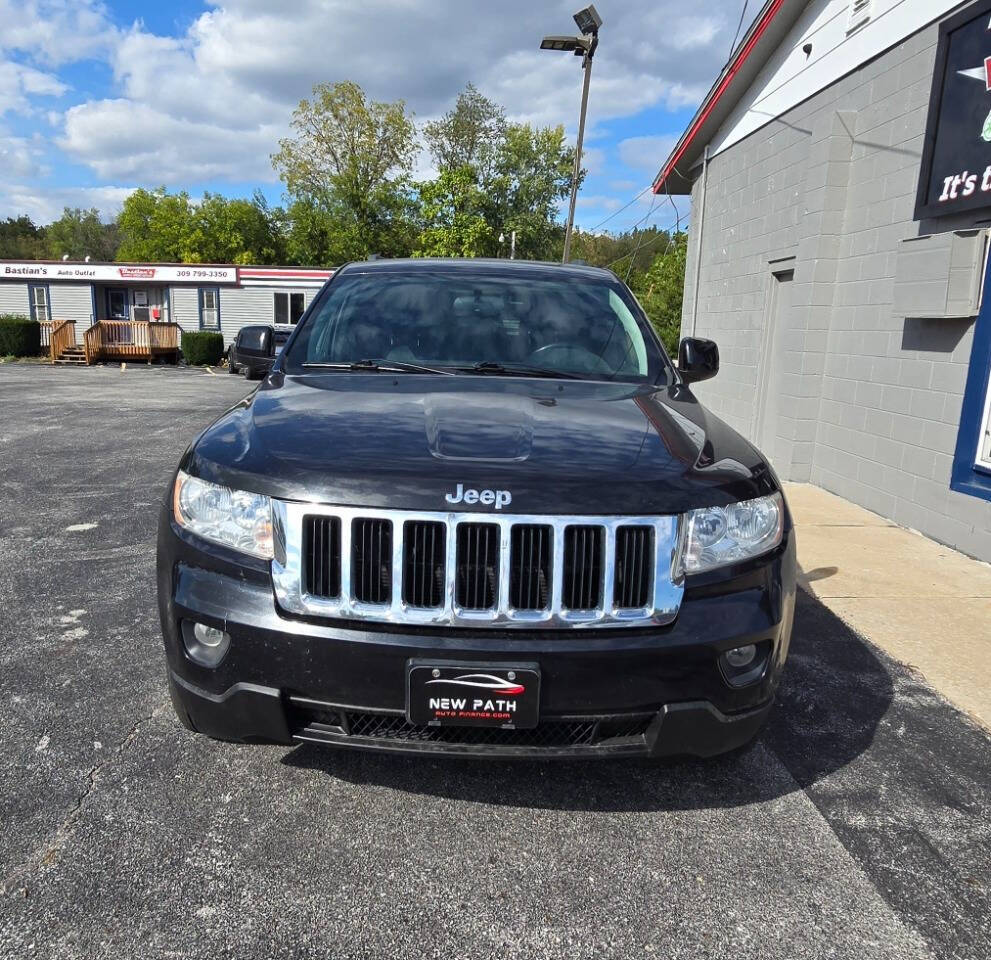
[336,258,618,281]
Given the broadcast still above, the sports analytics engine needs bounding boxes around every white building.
[0,260,332,355]
[655,0,991,562]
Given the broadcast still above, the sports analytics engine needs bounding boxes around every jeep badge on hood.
[445,483,512,509]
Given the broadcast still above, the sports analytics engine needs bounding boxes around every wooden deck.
[49,320,182,365]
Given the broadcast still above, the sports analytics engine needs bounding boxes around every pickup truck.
[227,323,294,379]
[158,258,795,759]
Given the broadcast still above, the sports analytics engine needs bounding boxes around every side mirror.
[677,337,719,385]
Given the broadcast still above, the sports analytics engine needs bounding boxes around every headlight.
[681,492,783,574]
[172,470,273,559]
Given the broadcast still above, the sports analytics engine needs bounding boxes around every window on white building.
[274,291,305,325]
[978,374,991,472]
[199,287,220,330]
[847,0,872,33]
[28,284,50,323]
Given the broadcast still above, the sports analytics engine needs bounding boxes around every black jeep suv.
[157,259,795,758]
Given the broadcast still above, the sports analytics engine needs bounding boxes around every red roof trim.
[237,268,333,278]
[653,0,787,193]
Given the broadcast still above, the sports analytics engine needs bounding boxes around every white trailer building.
[0,259,332,363]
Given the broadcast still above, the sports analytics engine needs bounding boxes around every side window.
[274,292,288,325]
[275,291,306,324]
[199,288,220,330]
[237,327,268,352]
[290,292,305,324]
[29,284,50,323]
[978,371,991,472]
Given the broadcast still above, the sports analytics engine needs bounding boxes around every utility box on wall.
[893,229,988,319]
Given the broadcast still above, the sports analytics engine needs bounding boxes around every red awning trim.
[653,0,788,193]
[238,268,333,278]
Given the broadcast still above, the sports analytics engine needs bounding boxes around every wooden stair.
[54,346,87,365]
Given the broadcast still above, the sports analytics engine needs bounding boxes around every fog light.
[719,640,771,688]
[193,622,226,647]
[181,620,230,666]
[724,643,756,668]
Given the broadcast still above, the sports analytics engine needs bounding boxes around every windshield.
[281,268,669,383]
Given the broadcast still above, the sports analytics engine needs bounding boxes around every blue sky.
[0,0,757,234]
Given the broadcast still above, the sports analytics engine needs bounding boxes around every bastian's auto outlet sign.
[0,262,238,284]
[917,0,991,218]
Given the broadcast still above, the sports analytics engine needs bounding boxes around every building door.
[106,287,129,320]
[755,269,794,467]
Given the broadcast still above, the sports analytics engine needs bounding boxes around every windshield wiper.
[459,361,582,380]
[302,359,454,376]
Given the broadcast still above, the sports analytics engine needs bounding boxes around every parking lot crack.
[1,702,168,897]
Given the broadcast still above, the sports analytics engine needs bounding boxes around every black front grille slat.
[456,523,499,610]
[303,516,341,599]
[302,512,661,623]
[563,525,603,610]
[615,526,653,608]
[403,520,446,608]
[297,710,654,749]
[352,518,392,604]
[510,524,552,610]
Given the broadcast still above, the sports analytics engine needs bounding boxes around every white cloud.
[55,0,746,186]
[0,0,117,66]
[619,134,679,173]
[0,133,46,179]
[582,147,605,176]
[576,194,623,212]
[0,62,67,116]
[0,183,133,223]
[60,98,281,182]
[0,0,755,217]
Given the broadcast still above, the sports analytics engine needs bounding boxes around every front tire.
[227,351,238,374]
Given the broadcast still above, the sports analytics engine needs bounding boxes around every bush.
[0,314,42,357]
[181,330,225,366]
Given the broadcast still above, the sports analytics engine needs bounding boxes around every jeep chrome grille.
[273,503,684,629]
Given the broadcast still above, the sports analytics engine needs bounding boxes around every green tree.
[569,225,671,275]
[184,192,282,264]
[116,187,195,262]
[482,123,576,261]
[45,207,119,261]
[629,232,688,355]
[0,215,46,259]
[414,166,493,258]
[272,81,418,258]
[424,83,506,178]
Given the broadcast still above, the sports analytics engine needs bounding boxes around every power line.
[603,214,685,272]
[586,184,653,233]
[624,192,657,283]
[727,1,750,63]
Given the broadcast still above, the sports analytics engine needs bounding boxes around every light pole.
[541,4,602,264]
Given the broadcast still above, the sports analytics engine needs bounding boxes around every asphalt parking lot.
[1,363,989,960]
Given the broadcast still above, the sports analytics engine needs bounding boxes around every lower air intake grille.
[615,525,653,608]
[289,704,654,750]
[563,525,603,610]
[510,524,552,610]
[352,518,392,604]
[303,516,341,599]
[456,523,499,610]
[403,520,446,608]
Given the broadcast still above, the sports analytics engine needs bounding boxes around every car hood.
[186,373,777,515]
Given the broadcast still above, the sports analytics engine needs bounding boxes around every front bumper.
[158,511,796,759]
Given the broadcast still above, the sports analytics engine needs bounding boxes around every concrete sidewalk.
[785,482,991,729]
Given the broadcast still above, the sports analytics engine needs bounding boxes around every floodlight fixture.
[573,4,602,36]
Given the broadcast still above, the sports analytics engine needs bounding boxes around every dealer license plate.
[406,660,540,729]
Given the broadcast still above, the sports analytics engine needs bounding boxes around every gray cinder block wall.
[682,20,991,561]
